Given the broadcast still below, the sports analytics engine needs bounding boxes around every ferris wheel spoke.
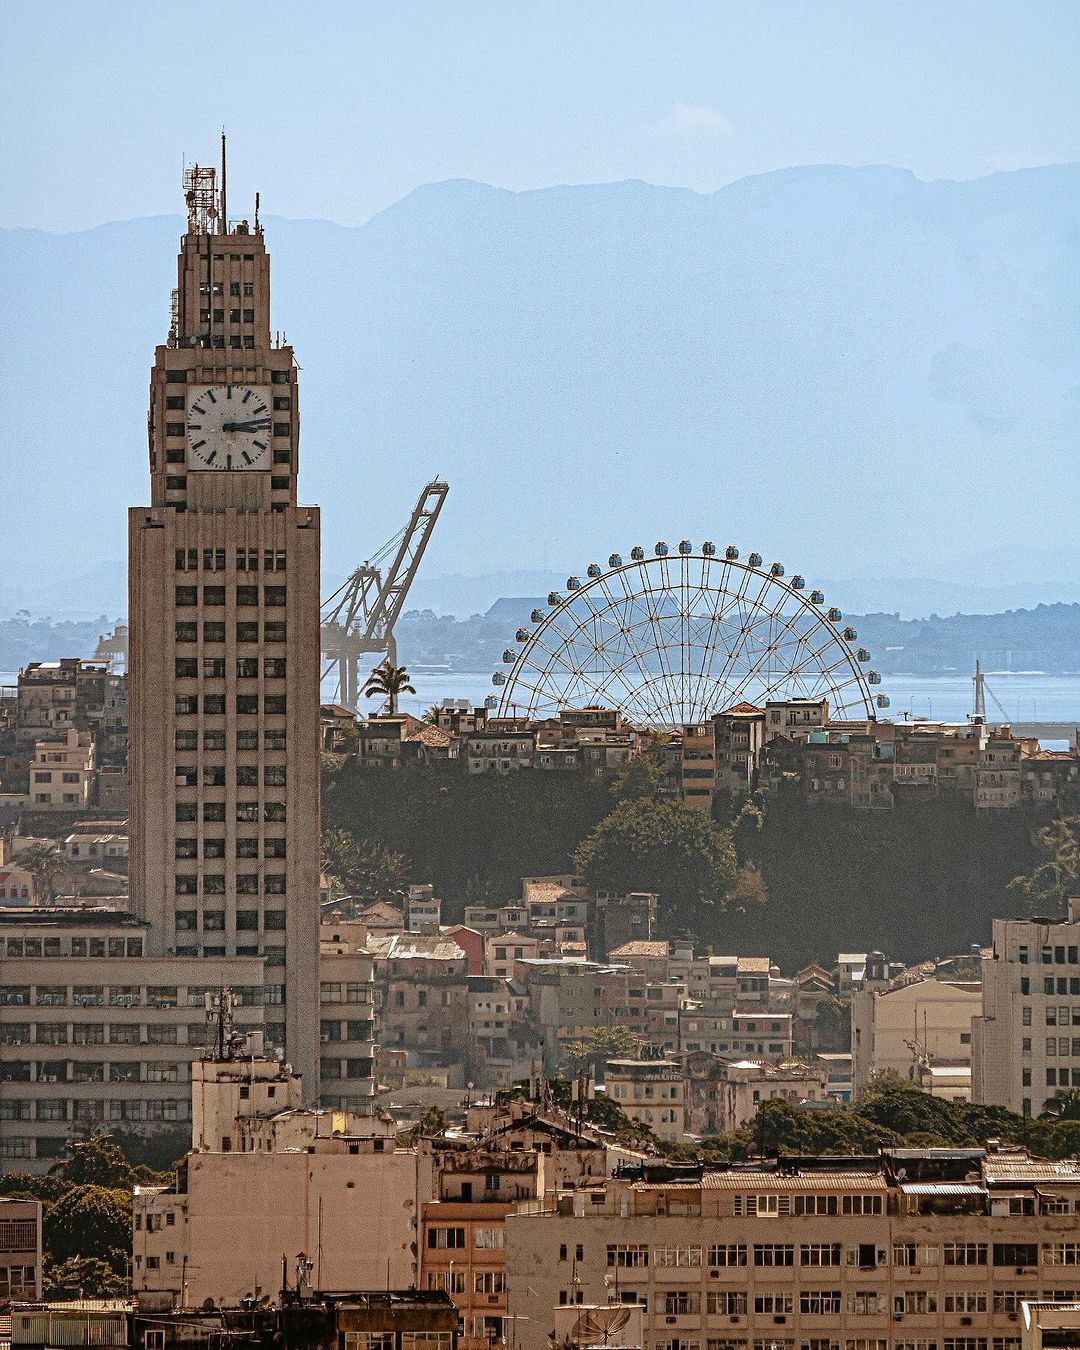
[496,551,874,727]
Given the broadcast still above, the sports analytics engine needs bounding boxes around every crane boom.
[320,479,449,708]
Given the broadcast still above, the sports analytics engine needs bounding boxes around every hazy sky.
[2,0,1077,231]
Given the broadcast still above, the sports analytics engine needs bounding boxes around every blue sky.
[2,0,1077,231]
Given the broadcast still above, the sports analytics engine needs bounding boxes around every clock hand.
[221,419,271,432]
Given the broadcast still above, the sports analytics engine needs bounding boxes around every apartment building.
[678,1006,793,1059]
[683,1055,830,1135]
[851,972,983,1098]
[505,1146,1080,1350]
[27,728,96,809]
[134,1058,428,1306]
[972,898,1080,1116]
[0,1197,42,1301]
[319,922,377,1113]
[420,1145,546,1350]
[0,907,266,1171]
[604,1059,686,1142]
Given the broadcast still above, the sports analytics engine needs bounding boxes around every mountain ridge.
[2,163,1076,596]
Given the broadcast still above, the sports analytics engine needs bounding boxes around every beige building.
[0,1196,42,1300]
[28,728,95,809]
[127,156,321,1090]
[0,907,266,1171]
[683,1056,830,1135]
[972,898,1080,1116]
[604,1059,686,1142]
[505,1145,1080,1350]
[133,1053,425,1304]
[851,972,982,1097]
[319,922,377,1112]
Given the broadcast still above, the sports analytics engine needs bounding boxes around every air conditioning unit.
[773,1316,786,1325]
[709,1271,719,1279]
[665,1317,677,1325]
[961,1317,973,1327]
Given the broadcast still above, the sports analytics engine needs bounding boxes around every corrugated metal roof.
[899,1182,985,1196]
[697,1171,885,1192]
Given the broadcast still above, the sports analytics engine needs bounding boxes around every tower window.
[175,587,197,606]
[204,838,226,859]
[166,395,185,410]
[203,694,226,714]
[175,622,197,643]
[237,622,259,642]
[175,657,197,678]
[273,448,291,465]
[165,370,188,383]
[264,658,286,678]
[273,397,291,411]
[237,586,259,606]
[271,477,290,491]
[237,658,259,678]
[264,586,286,606]
[166,476,187,491]
[273,423,290,437]
[243,282,253,296]
[237,730,258,751]
[203,803,226,822]
[264,695,287,715]
[264,622,286,642]
[236,695,259,715]
[165,422,185,437]
[236,838,259,859]
[204,731,225,750]
[203,586,226,605]
[166,449,185,463]
[203,621,225,642]
[271,370,289,384]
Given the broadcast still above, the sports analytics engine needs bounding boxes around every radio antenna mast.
[219,128,228,234]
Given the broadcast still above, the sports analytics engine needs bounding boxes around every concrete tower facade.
[128,156,320,1093]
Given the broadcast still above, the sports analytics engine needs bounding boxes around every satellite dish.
[569,1307,632,1347]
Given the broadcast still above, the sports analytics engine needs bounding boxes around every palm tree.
[21,842,66,903]
[363,660,416,716]
[1041,1088,1080,1121]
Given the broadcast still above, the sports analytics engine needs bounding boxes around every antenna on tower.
[254,191,260,234]
[220,128,228,234]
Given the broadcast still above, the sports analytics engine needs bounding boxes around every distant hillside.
[2,164,1077,601]
[3,602,1077,677]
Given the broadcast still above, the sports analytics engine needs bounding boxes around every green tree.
[1041,1088,1080,1121]
[44,1185,131,1269]
[321,826,409,901]
[573,798,738,931]
[562,1026,641,1077]
[44,1255,129,1298]
[1007,817,1080,917]
[20,842,66,903]
[363,660,416,716]
[61,1138,132,1189]
[611,740,669,803]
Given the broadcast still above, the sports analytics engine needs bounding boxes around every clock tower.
[128,153,320,1094]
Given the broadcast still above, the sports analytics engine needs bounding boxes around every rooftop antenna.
[254,190,261,234]
[972,660,986,725]
[219,128,228,234]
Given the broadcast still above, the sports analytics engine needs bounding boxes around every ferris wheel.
[489,541,889,727]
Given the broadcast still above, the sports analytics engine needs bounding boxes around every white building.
[851,972,982,1097]
[972,896,1080,1116]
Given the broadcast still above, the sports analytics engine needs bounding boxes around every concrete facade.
[972,898,1080,1116]
[128,168,320,1091]
[851,974,982,1097]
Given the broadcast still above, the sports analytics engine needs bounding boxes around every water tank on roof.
[655,541,669,557]
[748,552,762,568]
[868,671,882,685]
[516,628,530,643]
[790,575,805,589]
[492,672,507,686]
[608,553,623,568]
[531,608,544,623]
[587,563,602,578]
[725,545,739,560]
[770,561,785,577]
[810,589,825,605]
[630,545,645,561]
[702,541,716,557]
[679,540,693,555]
[827,607,843,621]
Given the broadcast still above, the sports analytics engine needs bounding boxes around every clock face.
[185,385,273,470]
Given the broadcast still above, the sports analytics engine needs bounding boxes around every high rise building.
[128,151,321,1092]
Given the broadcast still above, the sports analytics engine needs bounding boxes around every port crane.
[320,479,449,708]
